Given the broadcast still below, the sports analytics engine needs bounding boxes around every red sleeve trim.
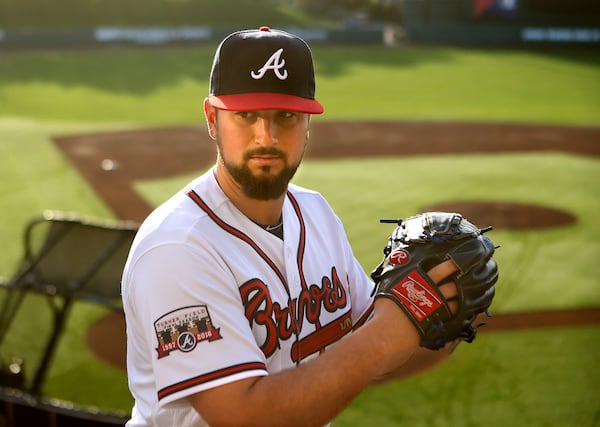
[157,361,267,401]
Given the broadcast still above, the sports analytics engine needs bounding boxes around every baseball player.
[121,26,495,426]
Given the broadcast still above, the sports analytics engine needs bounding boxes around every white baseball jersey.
[121,167,374,426]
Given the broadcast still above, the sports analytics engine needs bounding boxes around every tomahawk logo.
[154,305,222,359]
[251,48,288,80]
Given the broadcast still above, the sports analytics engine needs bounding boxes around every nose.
[255,115,278,146]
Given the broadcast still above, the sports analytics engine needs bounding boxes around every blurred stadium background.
[0,0,598,426]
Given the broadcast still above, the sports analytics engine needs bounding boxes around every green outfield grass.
[137,151,600,314]
[1,46,599,125]
[336,326,600,427]
[0,45,599,424]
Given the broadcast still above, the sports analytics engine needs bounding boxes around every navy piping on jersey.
[186,188,292,294]
[287,191,307,289]
[182,189,372,378]
[186,188,304,364]
[286,191,323,329]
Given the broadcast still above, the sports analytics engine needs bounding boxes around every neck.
[213,164,285,226]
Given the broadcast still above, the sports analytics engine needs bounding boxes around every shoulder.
[287,183,329,207]
[132,170,225,253]
[286,183,343,228]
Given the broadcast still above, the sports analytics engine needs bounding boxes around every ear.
[204,99,217,140]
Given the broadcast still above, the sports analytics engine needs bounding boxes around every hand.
[427,259,459,315]
[371,212,498,350]
[373,258,460,340]
[371,258,461,380]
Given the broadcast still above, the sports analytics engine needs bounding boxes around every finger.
[438,281,458,300]
[426,259,458,283]
[439,281,459,314]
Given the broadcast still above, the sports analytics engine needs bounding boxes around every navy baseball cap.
[207,26,324,114]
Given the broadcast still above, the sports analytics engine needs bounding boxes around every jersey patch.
[154,305,222,359]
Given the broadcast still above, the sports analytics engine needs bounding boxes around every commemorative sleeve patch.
[154,305,222,358]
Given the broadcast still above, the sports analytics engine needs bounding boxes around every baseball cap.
[207,26,324,114]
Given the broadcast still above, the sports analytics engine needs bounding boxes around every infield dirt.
[52,121,600,375]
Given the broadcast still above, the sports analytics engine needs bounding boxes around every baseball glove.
[371,212,498,351]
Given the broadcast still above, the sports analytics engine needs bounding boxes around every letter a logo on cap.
[208,27,323,114]
[251,48,288,80]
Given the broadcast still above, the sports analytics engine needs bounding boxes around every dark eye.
[275,111,301,126]
[236,111,257,120]
[277,111,296,119]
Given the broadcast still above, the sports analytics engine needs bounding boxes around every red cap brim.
[208,93,324,114]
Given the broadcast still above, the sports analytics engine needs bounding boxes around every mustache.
[244,147,287,160]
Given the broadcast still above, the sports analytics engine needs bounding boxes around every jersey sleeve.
[123,241,268,406]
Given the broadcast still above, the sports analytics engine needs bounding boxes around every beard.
[216,139,301,201]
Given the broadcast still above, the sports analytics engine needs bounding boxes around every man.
[122,26,459,426]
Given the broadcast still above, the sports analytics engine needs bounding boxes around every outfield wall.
[0,27,385,48]
[400,0,600,46]
[1,24,599,49]
[403,23,600,45]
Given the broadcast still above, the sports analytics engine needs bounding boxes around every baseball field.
[1,4,599,426]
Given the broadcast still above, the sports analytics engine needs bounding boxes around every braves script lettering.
[239,267,348,359]
[251,48,288,80]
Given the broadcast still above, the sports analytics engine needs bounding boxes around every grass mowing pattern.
[135,153,600,424]
[137,153,600,313]
[1,47,599,125]
[334,326,600,427]
[0,45,598,420]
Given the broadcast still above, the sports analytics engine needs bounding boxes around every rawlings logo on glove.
[391,272,443,321]
[371,212,499,350]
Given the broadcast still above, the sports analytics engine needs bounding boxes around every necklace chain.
[265,222,283,231]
